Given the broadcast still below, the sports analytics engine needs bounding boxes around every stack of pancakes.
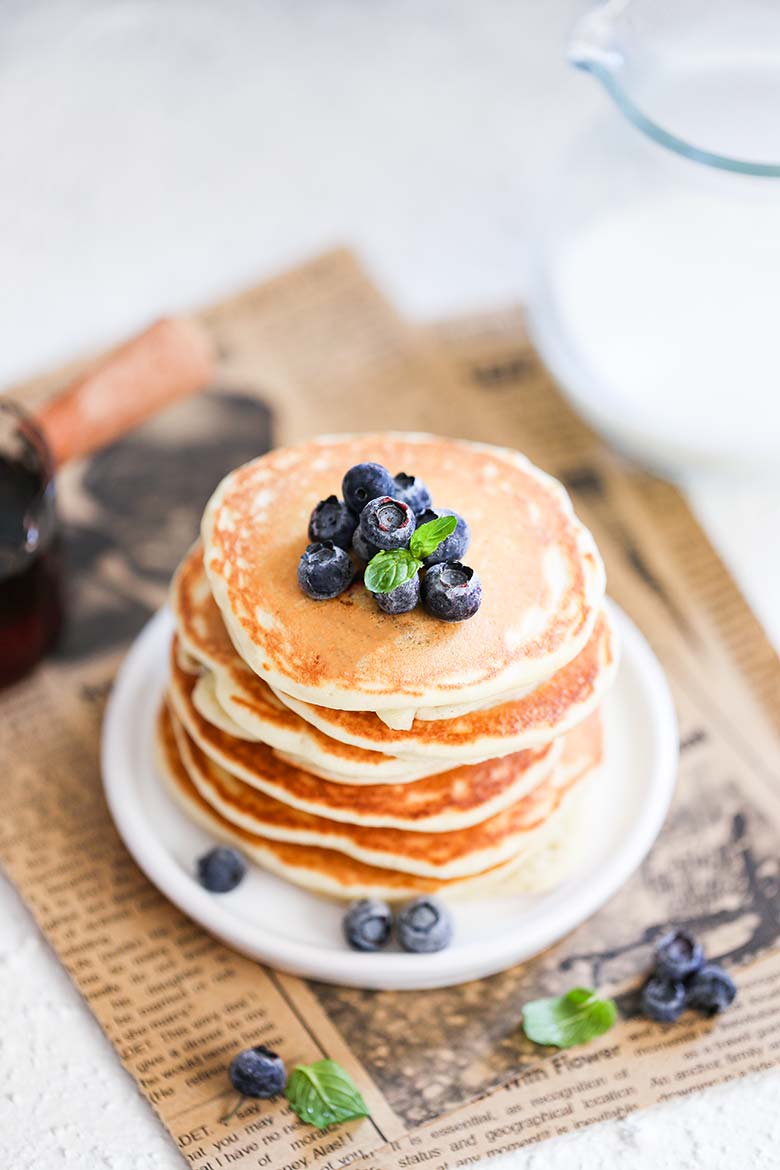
[156,434,617,900]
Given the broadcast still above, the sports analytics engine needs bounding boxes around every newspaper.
[2,250,779,1169]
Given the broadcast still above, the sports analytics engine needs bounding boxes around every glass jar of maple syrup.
[0,401,64,688]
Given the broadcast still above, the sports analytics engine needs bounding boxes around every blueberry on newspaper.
[638,928,736,1022]
[640,975,687,1022]
[685,963,737,1016]
[653,929,704,981]
[221,1044,287,1124]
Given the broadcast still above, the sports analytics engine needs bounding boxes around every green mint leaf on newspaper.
[522,988,617,1049]
[409,515,457,560]
[285,1059,369,1128]
[364,548,420,594]
[364,517,457,594]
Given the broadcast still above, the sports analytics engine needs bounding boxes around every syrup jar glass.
[0,401,63,688]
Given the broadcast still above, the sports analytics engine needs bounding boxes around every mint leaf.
[409,515,457,560]
[285,1059,369,1128]
[364,549,421,594]
[521,988,617,1049]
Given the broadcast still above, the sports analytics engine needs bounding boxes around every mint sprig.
[364,549,420,593]
[410,515,457,559]
[364,515,457,594]
[521,988,617,1049]
[285,1059,369,1128]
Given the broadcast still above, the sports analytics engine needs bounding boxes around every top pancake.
[202,433,605,712]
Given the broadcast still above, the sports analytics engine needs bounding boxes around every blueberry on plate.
[639,975,687,1022]
[297,541,355,600]
[352,526,379,562]
[342,462,395,515]
[415,507,470,565]
[373,573,420,614]
[397,896,453,953]
[393,472,432,516]
[421,562,482,622]
[685,963,737,1016]
[343,898,393,951]
[197,846,246,893]
[228,1045,287,1098]
[308,495,358,549]
[359,496,416,550]
[653,929,704,981]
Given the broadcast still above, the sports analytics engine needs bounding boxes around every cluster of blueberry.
[640,929,737,1021]
[343,895,453,954]
[297,460,482,622]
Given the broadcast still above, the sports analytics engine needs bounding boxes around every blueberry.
[393,472,432,515]
[359,496,416,551]
[308,495,358,549]
[343,898,393,951]
[653,929,704,981]
[352,526,379,562]
[342,462,395,515]
[640,975,687,1022]
[397,896,453,953]
[421,561,482,622]
[197,846,246,893]
[228,1045,287,1098]
[685,963,737,1016]
[297,541,355,600]
[373,573,420,614]
[415,507,470,565]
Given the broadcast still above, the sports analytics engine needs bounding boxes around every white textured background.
[1,2,779,1167]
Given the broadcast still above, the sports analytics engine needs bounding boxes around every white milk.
[547,190,780,457]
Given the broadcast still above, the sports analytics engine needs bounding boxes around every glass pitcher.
[524,0,780,477]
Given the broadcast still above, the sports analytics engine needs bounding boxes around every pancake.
[171,552,452,782]
[169,638,449,785]
[201,433,605,714]
[168,657,563,832]
[172,543,617,764]
[155,704,570,900]
[171,542,238,674]
[176,639,202,675]
[193,662,451,784]
[193,667,453,784]
[276,611,616,759]
[171,708,601,880]
[192,671,253,739]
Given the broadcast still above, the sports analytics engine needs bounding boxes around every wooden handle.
[35,317,215,466]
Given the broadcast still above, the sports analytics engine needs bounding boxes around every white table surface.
[1,3,779,1167]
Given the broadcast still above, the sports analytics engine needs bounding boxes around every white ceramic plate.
[102,601,677,990]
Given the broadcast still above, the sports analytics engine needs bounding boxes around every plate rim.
[101,599,678,990]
